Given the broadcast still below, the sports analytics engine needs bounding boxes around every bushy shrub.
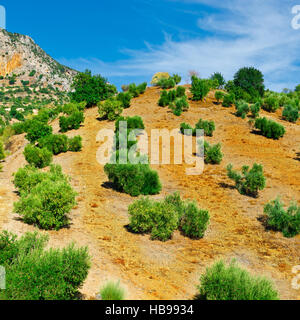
[250,102,261,118]
[70,69,117,108]
[197,260,279,300]
[227,163,266,197]
[215,91,224,103]
[25,120,53,143]
[233,67,265,99]
[128,82,147,97]
[11,122,27,135]
[98,98,123,121]
[115,116,145,132]
[100,281,125,300]
[180,202,210,239]
[211,72,226,89]
[59,111,84,133]
[158,90,170,107]
[14,178,77,230]
[263,95,279,112]
[38,134,69,155]
[104,163,162,197]
[68,136,82,152]
[180,123,193,135]
[24,144,53,168]
[254,117,285,139]
[195,119,215,137]
[168,89,177,102]
[264,198,300,238]
[116,92,132,109]
[0,231,90,300]
[62,102,86,115]
[222,93,235,107]
[169,96,189,116]
[191,76,210,101]
[282,104,299,123]
[235,101,250,119]
[201,141,223,164]
[176,86,186,97]
[172,74,182,85]
[157,77,176,89]
[0,141,5,160]
[151,72,170,86]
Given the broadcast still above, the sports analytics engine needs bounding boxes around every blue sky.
[2,0,300,91]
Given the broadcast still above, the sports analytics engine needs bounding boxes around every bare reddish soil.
[0,87,299,300]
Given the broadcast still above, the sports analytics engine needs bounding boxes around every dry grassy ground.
[0,87,299,300]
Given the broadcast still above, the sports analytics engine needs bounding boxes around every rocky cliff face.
[0,28,77,91]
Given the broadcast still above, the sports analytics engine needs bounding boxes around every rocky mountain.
[0,28,77,91]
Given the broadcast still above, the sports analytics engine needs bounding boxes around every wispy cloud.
[58,0,300,91]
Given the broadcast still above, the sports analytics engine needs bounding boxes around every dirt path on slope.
[0,87,299,300]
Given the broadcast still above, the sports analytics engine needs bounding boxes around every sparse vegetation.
[100,281,125,300]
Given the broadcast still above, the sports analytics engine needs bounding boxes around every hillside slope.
[0,28,77,91]
[0,87,299,300]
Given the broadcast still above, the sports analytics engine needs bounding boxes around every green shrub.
[191,76,210,101]
[215,91,224,103]
[25,120,53,143]
[157,77,176,89]
[0,231,90,300]
[254,117,285,139]
[222,93,235,107]
[282,104,299,123]
[115,116,145,132]
[203,141,223,164]
[195,119,215,137]
[233,67,265,99]
[235,101,250,119]
[158,90,170,107]
[168,89,177,102]
[180,202,210,239]
[137,82,147,94]
[98,98,123,121]
[59,111,84,133]
[14,177,77,230]
[104,163,162,197]
[70,70,117,108]
[176,86,186,97]
[197,260,279,300]
[62,102,86,115]
[116,92,132,109]
[250,102,261,118]
[24,144,53,168]
[227,163,266,197]
[264,198,300,238]
[169,96,189,116]
[263,96,279,112]
[100,281,125,300]
[0,141,5,160]
[128,197,179,241]
[11,122,27,135]
[180,123,193,135]
[211,72,226,89]
[68,136,82,152]
[172,74,182,85]
[128,82,147,97]
[38,134,68,155]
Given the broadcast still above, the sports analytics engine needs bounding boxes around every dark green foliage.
[59,111,84,132]
[250,102,261,118]
[195,119,215,137]
[191,76,210,101]
[263,96,279,112]
[157,77,176,89]
[158,90,170,107]
[0,231,90,300]
[98,98,123,121]
[197,260,279,300]
[168,89,177,102]
[25,120,53,143]
[180,123,193,136]
[104,163,162,197]
[176,86,186,97]
[180,202,210,239]
[68,136,82,152]
[211,72,226,89]
[169,96,189,116]
[172,74,182,85]
[70,70,117,108]
[14,165,77,230]
[23,144,53,168]
[38,134,68,155]
[264,198,300,238]
[203,142,223,164]
[233,67,265,99]
[227,163,266,197]
[222,93,235,107]
[282,104,299,123]
[254,117,285,139]
[128,82,147,97]
[235,101,250,119]
[215,91,224,103]
[116,92,132,109]
[62,102,86,115]
[0,141,5,160]
[11,122,27,135]
[115,116,145,132]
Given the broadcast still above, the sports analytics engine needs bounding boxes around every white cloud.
[59,0,300,91]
